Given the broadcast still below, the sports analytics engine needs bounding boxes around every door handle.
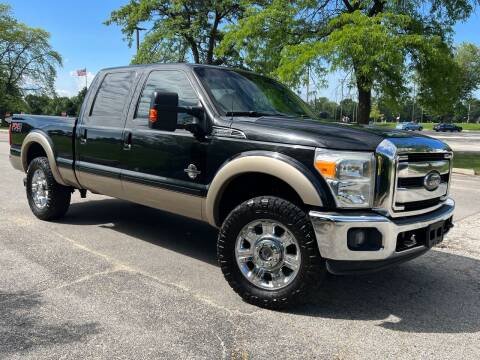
[80,128,87,144]
[123,131,132,150]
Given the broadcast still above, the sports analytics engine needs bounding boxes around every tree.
[0,3,62,117]
[456,43,480,100]
[369,101,383,122]
[221,0,479,124]
[105,0,248,65]
[24,94,51,114]
[310,96,338,119]
[72,87,87,116]
[453,43,480,122]
[339,98,358,121]
[24,87,87,117]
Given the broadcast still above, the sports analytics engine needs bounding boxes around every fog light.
[349,229,366,247]
[347,228,382,251]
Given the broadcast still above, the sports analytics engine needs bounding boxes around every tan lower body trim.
[10,154,23,172]
[76,171,125,199]
[77,171,203,221]
[58,166,81,188]
[121,180,203,221]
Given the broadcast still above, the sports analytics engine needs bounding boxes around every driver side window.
[134,70,199,128]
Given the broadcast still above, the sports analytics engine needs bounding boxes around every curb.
[452,168,476,176]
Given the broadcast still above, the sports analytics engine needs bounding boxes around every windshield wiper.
[225,111,286,117]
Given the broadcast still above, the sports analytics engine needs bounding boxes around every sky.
[6,0,480,99]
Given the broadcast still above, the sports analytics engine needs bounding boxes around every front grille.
[392,152,451,215]
[398,173,449,188]
[402,153,451,162]
[401,197,443,211]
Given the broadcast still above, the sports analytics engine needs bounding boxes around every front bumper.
[309,198,455,274]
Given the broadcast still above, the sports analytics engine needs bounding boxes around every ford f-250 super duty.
[9,64,455,308]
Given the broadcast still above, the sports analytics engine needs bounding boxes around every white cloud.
[57,89,74,97]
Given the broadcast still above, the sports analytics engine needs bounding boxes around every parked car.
[395,122,423,131]
[434,123,463,132]
[8,64,455,309]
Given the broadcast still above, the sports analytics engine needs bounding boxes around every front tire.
[26,157,71,221]
[217,196,325,309]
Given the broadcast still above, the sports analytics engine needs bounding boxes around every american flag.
[76,68,87,77]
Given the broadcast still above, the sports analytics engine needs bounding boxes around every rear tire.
[217,196,325,309]
[26,157,71,221]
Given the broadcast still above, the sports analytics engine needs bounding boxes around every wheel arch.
[205,151,325,227]
[21,131,67,186]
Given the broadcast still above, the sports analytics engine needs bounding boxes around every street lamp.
[134,27,147,54]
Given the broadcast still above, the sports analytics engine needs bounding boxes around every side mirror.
[148,90,205,135]
[149,91,178,132]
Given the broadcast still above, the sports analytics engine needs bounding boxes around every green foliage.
[0,3,62,117]
[221,0,480,123]
[369,102,383,121]
[309,96,338,119]
[453,152,480,175]
[105,0,247,65]
[24,88,87,117]
[455,42,480,101]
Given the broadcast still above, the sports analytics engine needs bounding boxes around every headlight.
[314,149,375,208]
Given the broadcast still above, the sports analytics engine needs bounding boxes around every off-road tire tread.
[218,196,325,309]
[26,157,71,221]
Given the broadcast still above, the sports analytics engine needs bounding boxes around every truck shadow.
[61,198,219,266]
[0,292,101,357]
[61,198,480,334]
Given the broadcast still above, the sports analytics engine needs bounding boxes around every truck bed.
[10,114,78,169]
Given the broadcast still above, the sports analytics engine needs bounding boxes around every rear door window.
[88,71,136,127]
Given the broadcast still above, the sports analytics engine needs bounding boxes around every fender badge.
[184,164,201,180]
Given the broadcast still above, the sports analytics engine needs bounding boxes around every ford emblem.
[424,171,441,191]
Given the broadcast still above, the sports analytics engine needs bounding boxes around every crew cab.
[9,64,455,308]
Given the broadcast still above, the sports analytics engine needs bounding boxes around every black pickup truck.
[9,64,455,308]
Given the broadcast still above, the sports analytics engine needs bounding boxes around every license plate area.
[427,221,445,248]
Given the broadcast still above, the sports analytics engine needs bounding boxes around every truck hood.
[232,117,449,152]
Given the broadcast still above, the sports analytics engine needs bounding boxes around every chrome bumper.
[309,198,455,262]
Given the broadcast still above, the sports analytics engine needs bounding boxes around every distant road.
[422,130,480,152]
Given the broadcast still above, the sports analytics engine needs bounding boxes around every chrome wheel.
[31,169,49,209]
[235,219,301,290]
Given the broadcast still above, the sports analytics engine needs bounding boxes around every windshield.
[194,67,316,119]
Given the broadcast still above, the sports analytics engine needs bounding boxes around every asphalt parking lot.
[0,131,479,359]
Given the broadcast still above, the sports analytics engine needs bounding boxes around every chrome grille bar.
[395,183,448,203]
[397,160,450,178]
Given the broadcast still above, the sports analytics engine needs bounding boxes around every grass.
[371,122,480,131]
[453,152,480,175]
